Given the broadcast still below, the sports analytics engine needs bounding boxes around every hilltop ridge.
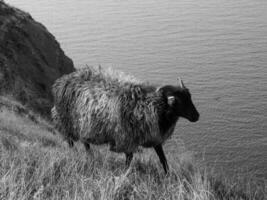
[0,1,75,116]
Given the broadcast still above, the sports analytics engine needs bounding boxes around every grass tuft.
[0,97,265,200]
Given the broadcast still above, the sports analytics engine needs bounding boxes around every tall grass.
[0,142,214,200]
[0,98,265,200]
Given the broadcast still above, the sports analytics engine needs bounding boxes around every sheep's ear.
[167,96,175,106]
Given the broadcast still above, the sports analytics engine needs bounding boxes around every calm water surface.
[7,0,267,177]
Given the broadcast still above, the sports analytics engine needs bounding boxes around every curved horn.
[178,77,185,88]
[156,86,161,93]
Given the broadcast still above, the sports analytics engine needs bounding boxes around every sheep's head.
[157,78,199,122]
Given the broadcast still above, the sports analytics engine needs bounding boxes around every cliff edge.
[0,1,75,116]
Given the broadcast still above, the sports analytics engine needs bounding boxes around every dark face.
[159,85,200,122]
[174,88,199,122]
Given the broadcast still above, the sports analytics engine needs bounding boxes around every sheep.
[51,67,199,173]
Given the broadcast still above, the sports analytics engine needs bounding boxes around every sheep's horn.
[178,77,185,88]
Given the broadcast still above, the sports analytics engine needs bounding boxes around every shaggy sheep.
[51,67,199,173]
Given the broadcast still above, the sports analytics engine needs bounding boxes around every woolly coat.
[52,67,178,153]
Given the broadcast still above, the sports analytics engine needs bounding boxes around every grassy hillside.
[0,96,265,200]
[0,1,75,117]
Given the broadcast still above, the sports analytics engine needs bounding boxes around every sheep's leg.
[83,142,91,152]
[154,144,169,174]
[125,152,133,167]
[67,138,74,148]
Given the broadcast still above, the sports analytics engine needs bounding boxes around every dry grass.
[0,98,265,200]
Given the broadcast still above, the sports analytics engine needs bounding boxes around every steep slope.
[0,1,75,116]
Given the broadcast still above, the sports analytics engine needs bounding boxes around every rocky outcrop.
[0,1,75,116]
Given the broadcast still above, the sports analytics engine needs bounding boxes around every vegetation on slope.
[0,1,75,116]
[0,97,265,200]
